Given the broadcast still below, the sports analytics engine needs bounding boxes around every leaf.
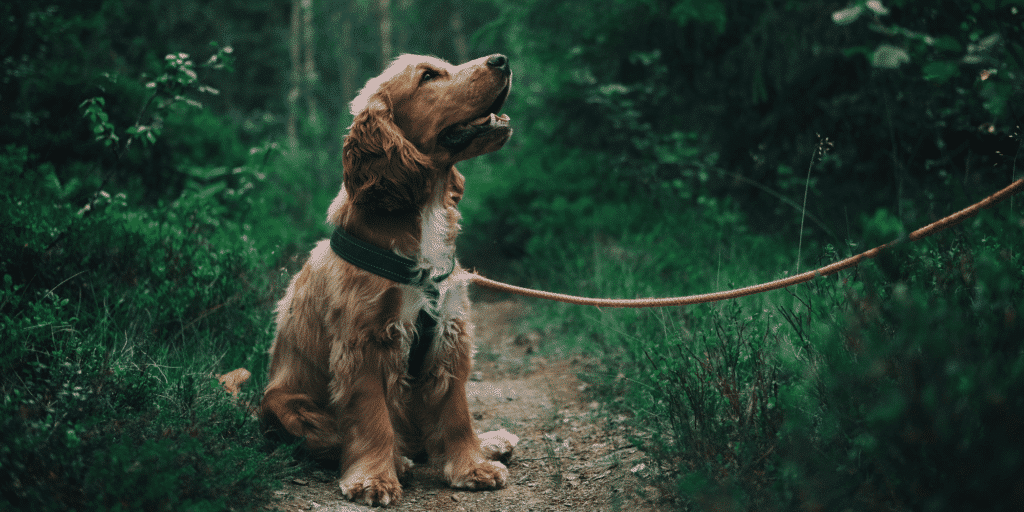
[832,5,863,25]
[922,60,959,83]
[932,36,962,53]
[865,0,889,15]
[871,44,910,69]
[185,166,231,181]
[980,81,1011,117]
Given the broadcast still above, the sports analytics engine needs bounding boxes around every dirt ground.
[262,300,679,512]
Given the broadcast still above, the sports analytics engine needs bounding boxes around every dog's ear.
[343,96,434,212]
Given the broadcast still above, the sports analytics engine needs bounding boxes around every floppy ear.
[343,96,434,212]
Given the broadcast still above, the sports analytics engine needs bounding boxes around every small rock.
[513,331,542,353]
[451,494,460,502]
[292,478,309,486]
[469,371,484,382]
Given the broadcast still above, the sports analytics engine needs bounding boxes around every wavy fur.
[260,53,514,506]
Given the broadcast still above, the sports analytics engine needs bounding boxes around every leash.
[466,179,1024,308]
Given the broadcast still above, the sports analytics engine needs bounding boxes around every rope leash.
[466,179,1024,308]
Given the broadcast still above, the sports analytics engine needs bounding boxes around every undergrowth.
[0,45,308,511]
[510,189,1023,510]
[4,5,1021,510]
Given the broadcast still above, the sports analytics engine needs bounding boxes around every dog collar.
[329,226,454,379]
[329,227,455,286]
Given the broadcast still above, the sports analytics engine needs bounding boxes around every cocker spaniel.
[259,53,515,506]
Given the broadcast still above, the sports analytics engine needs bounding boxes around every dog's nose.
[487,54,510,74]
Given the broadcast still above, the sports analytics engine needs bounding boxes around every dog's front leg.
[436,379,510,489]
[335,344,404,506]
[419,319,509,490]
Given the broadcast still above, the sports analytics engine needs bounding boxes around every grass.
[1,142,299,511]
[493,178,1024,510]
[4,57,1021,509]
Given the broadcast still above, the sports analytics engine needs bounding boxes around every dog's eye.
[420,69,438,83]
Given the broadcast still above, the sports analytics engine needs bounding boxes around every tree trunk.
[336,4,357,115]
[450,8,468,64]
[378,0,392,69]
[287,0,301,148]
[302,0,317,127]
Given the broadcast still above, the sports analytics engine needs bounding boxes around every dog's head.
[342,54,512,212]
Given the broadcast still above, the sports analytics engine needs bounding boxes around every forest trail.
[263,300,675,512]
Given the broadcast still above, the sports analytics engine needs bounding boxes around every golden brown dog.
[259,53,514,506]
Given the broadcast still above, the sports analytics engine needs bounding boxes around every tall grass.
[482,158,1024,510]
[0,133,307,509]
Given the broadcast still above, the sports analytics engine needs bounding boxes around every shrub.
[516,171,1024,510]
[776,228,1024,511]
[0,42,293,510]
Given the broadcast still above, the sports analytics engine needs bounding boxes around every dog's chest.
[417,194,459,280]
[390,197,465,374]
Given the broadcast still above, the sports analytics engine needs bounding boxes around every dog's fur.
[259,54,513,506]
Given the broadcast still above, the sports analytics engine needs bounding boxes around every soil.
[262,300,679,512]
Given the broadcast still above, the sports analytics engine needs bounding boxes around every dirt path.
[264,301,676,512]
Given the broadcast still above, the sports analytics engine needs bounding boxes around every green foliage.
[0,137,288,509]
[542,213,1023,510]
[835,0,1022,126]
[0,353,290,511]
[775,228,1024,511]
[3,0,1023,510]
[1,29,290,508]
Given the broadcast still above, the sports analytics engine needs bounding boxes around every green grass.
[4,34,1021,509]
[476,166,1024,510]
[1,142,300,511]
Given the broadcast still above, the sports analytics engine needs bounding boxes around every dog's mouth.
[437,83,511,151]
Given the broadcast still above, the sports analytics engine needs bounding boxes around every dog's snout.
[487,54,509,74]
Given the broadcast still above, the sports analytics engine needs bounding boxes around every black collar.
[330,227,425,284]
[330,227,455,286]
[329,226,455,379]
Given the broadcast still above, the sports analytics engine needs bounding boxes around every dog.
[258,53,515,506]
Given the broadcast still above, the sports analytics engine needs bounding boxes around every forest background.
[2,0,1022,510]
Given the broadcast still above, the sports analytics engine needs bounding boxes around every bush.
[777,229,1024,511]
[506,156,1024,510]
[0,41,294,509]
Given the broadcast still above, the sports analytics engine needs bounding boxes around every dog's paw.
[396,455,415,478]
[478,429,519,464]
[338,472,402,507]
[445,458,509,490]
